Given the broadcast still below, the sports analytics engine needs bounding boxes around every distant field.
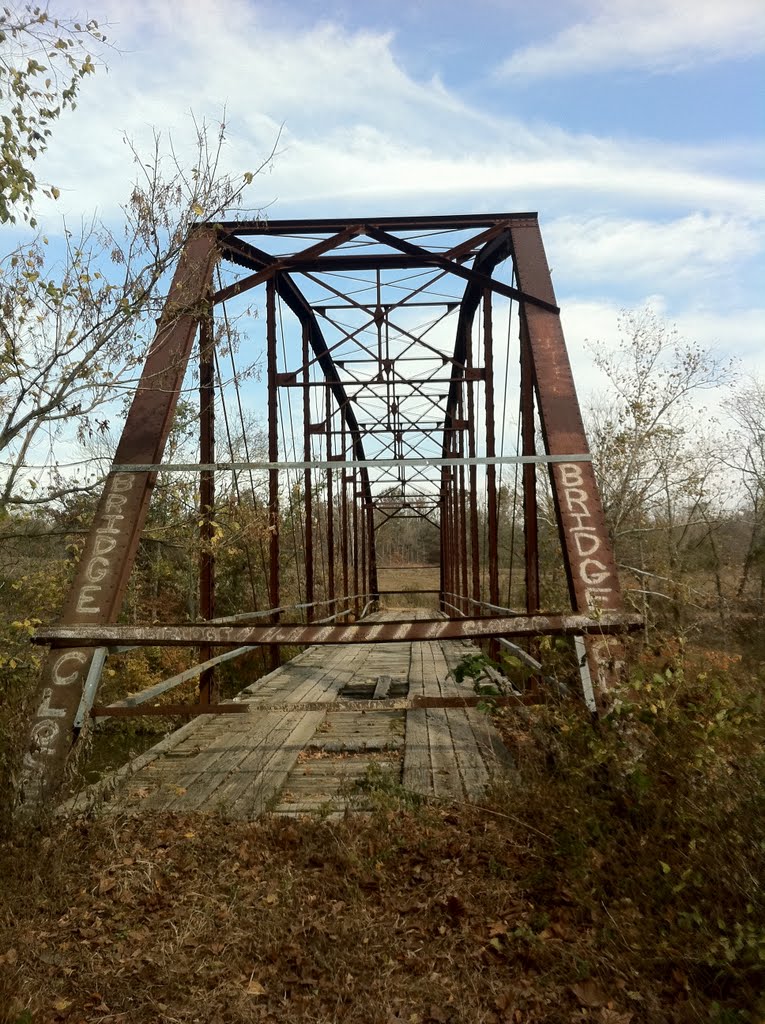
[376,566,440,610]
[376,566,529,613]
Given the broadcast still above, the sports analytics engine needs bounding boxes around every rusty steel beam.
[510,222,622,613]
[341,426,350,613]
[219,222,557,313]
[198,306,216,704]
[276,376,479,390]
[364,225,559,314]
[483,289,500,617]
[91,692,544,718]
[93,703,250,716]
[520,316,540,615]
[360,493,368,607]
[36,612,641,648]
[267,278,280,672]
[214,224,363,303]
[303,323,314,621]
[509,220,624,693]
[216,213,540,235]
[19,230,219,811]
[457,381,469,615]
[352,467,360,618]
[326,412,336,606]
[465,320,481,607]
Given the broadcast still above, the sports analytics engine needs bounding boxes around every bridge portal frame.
[20,213,634,811]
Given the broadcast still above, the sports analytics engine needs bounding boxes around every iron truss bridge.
[21,213,639,811]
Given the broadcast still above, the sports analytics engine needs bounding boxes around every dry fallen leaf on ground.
[570,979,610,1007]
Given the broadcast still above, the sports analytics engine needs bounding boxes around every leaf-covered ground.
[1,646,763,1024]
[0,807,707,1024]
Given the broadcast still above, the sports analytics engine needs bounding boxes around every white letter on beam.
[573,532,601,557]
[559,464,584,488]
[51,650,88,686]
[580,559,610,586]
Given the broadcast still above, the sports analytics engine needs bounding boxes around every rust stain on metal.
[36,612,641,649]
[19,231,219,810]
[90,693,543,718]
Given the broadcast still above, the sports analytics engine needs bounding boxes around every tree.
[725,376,765,610]
[0,119,269,509]
[1,4,274,509]
[584,308,731,626]
[1,2,106,225]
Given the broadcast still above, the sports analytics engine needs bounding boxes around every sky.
[6,0,765,417]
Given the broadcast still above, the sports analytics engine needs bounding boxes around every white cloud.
[266,137,763,218]
[497,0,765,78]
[544,213,763,289]
[7,0,762,381]
[12,0,756,229]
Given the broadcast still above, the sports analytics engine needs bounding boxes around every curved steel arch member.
[216,232,379,601]
[442,230,514,448]
[439,231,513,615]
[440,219,624,693]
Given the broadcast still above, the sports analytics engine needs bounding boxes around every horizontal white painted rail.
[109,454,592,474]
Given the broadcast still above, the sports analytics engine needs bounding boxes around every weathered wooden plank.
[426,708,464,801]
[310,709,404,752]
[402,708,431,795]
[126,715,272,811]
[197,712,312,813]
[444,708,490,798]
[158,713,292,812]
[465,708,517,772]
[372,675,392,700]
[224,711,326,818]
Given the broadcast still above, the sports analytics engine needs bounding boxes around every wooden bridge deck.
[68,611,513,818]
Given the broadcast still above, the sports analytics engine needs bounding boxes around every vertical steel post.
[483,290,499,610]
[367,494,378,608]
[267,278,280,670]
[439,471,448,613]
[326,408,335,607]
[451,462,460,606]
[520,316,540,614]
[352,468,360,617]
[302,324,314,622]
[341,420,350,618]
[457,381,469,615]
[360,491,368,609]
[198,306,215,703]
[465,327,481,608]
